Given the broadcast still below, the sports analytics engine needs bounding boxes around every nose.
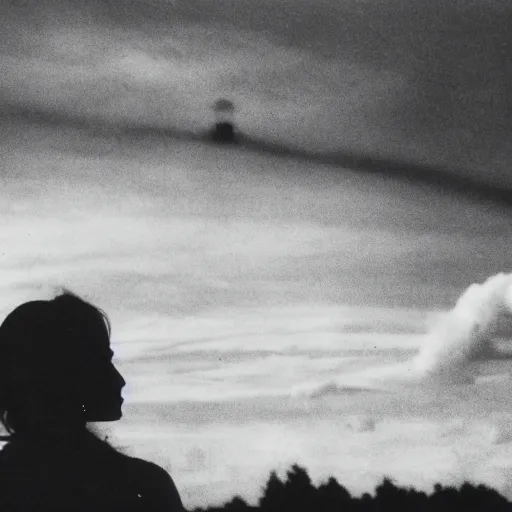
[114,366,126,388]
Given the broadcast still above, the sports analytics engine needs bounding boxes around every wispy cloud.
[297,273,512,398]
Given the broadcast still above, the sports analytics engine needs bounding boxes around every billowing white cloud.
[297,274,512,398]
[414,273,512,384]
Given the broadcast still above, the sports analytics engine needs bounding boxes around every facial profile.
[0,291,126,435]
[83,345,126,423]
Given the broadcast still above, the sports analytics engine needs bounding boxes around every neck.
[12,423,89,442]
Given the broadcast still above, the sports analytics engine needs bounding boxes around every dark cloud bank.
[1,0,510,190]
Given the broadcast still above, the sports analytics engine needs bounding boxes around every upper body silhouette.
[0,291,184,512]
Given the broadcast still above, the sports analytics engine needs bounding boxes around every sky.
[1,0,511,180]
[1,0,512,508]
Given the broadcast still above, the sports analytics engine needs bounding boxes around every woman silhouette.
[0,291,184,512]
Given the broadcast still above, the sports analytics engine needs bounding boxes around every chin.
[86,406,123,423]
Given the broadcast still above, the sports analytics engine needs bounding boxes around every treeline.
[191,464,512,512]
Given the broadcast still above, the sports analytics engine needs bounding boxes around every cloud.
[488,416,512,445]
[3,0,510,176]
[345,416,376,433]
[414,273,512,384]
[185,446,207,471]
[295,273,512,397]
[0,22,404,153]
[294,382,382,400]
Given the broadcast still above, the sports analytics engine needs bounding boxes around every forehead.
[68,316,112,358]
[83,329,112,355]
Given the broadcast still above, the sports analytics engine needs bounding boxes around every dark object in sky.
[214,99,235,114]
[212,98,237,143]
[212,121,237,143]
[0,291,184,512]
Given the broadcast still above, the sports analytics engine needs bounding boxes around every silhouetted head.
[0,291,125,437]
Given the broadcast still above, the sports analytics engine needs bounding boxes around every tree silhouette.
[404,487,429,512]
[282,464,318,512]
[374,477,411,512]
[224,496,251,511]
[193,463,512,512]
[259,470,287,511]
[357,492,374,512]
[317,476,353,511]
[429,484,462,512]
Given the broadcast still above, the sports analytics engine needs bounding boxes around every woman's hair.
[0,290,111,436]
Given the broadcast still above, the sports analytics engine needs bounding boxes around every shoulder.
[127,457,177,489]
[120,455,185,512]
